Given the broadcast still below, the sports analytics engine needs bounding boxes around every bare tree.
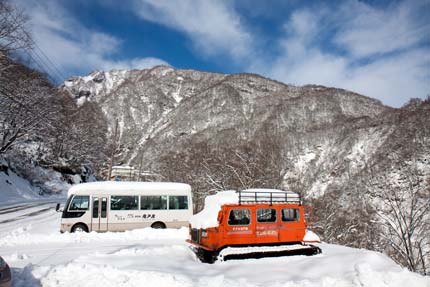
[367,167,430,275]
[157,136,284,212]
[42,93,108,173]
[0,0,32,55]
[0,64,57,154]
[0,59,108,175]
[312,182,380,251]
[0,0,42,154]
[106,119,119,180]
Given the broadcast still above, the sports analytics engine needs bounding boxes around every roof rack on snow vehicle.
[238,189,302,205]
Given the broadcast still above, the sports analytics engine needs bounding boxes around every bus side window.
[111,196,138,210]
[169,196,188,210]
[141,196,167,210]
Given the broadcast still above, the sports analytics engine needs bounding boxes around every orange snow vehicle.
[187,189,321,263]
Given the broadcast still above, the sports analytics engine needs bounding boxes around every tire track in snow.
[0,203,40,214]
[0,202,57,224]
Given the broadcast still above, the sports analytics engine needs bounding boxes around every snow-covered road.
[0,202,429,287]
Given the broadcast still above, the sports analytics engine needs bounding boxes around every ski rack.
[238,190,302,205]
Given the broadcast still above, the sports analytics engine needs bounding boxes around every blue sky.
[14,0,430,107]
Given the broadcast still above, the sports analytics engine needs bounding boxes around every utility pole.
[107,119,119,180]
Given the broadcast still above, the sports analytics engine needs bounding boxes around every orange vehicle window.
[257,208,277,223]
[228,209,251,225]
[281,208,300,222]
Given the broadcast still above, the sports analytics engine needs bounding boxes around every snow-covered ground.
[0,171,43,206]
[0,170,67,208]
[0,202,429,287]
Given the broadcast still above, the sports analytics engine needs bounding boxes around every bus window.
[141,195,167,210]
[69,196,89,211]
[111,196,138,210]
[169,196,188,210]
[257,208,277,223]
[281,208,300,222]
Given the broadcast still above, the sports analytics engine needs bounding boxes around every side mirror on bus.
[55,203,61,212]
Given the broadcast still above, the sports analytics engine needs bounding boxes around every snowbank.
[1,207,429,287]
[0,171,40,206]
[2,189,429,287]
[0,224,188,247]
[303,230,321,242]
[189,190,238,229]
[8,242,430,287]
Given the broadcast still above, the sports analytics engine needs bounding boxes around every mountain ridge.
[60,65,395,170]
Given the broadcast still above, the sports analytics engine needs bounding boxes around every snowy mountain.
[60,66,429,197]
[60,66,430,274]
[61,66,226,164]
[61,66,387,166]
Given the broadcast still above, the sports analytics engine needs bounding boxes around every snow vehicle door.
[224,207,254,243]
[278,207,305,242]
[255,207,279,241]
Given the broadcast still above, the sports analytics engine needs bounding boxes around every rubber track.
[220,245,322,261]
[194,244,322,263]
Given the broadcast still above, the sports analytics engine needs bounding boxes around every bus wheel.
[151,222,166,229]
[72,223,88,233]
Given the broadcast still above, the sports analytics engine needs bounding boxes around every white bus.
[58,181,193,233]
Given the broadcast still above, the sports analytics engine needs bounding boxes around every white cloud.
[334,0,430,58]
[88,33,122,55]
[13,0,169,81]
[133,0,252,59]
[344,48,430,106]
[12,0,430,107]
[257,0,430,107]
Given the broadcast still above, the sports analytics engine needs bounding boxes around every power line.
[17,29,67,84]
[23,50,52,78]
[23,30,67,80]
[30,47,63,83]
[25,48,62,84]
